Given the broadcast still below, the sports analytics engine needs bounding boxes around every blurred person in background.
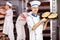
[0,2,14,40]
[16,11,32,40]
[16,13,26,40]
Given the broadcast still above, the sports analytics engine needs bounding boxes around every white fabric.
[16,12,32,40]
[6,2,12,7]
[3,9,14,40]
[30,1,41,7]
[26,12,44,40]
[16,16,26,40]
[16,12,30,40]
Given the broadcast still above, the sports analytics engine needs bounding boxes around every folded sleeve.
[26,16,34,31]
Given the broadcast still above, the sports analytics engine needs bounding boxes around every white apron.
[3,9,14,34]
[26,12,44,40]
[16,12,32,40]
[16,12,30,40]
[16,16,26,40]
[3,9,14,40]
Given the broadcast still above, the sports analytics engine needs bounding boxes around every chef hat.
[6,2,12,7]
[30,1,41,7]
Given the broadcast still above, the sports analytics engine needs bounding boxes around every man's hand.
[32,18,47,30]
[40,18,47,23]
[43,19,49,30]
[20,14,26,19]
[45,19,49,23]
[32,26,36,30]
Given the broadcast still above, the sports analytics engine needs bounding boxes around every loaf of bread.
[42,12,50,18]
[48,13,58,18]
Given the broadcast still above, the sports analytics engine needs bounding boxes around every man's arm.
[43,20,49,30]
[32,18,47,30]
[26,16,47,30]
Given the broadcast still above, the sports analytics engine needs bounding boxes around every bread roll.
[42,12,50,18]
[48,13,58,18]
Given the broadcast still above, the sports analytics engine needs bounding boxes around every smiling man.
[26,1,49,40]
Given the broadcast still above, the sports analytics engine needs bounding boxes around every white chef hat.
[30,1,41,7]
[6,2,12,7]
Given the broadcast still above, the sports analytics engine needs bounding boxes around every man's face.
[5,5,9,9]
[31,7,39,14]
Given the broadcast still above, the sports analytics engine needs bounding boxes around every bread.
[48,13,58,18]
[42,12,50,18]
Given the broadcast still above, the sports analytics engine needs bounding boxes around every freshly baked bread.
[48,13,58,18]
[42,12,50,18]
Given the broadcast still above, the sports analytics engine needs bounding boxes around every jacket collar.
[31,13,37,17]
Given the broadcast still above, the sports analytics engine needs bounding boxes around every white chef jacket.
[26,12,44,40]
[3,9,14,34]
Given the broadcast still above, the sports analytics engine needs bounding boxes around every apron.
[26,12,44,40]
[16,12,29,40]
[16,16,26,40]
[3,9,14,35]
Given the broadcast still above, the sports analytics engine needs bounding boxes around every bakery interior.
[0,0,59,40]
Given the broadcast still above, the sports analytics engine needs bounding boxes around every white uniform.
[3,9,14,40]
[26,12,44,40]
[16,12,30,40]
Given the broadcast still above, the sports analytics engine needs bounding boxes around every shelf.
[45,27,50,30]
[39,6,50,10]
[0,15,5,19]
[0,26,3,31]
[27,6,50,11]
[0,20,4,24]
[43,33,50,37]
[0,15,17,19]
[41,1,50,3]
[43,30,50,33]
